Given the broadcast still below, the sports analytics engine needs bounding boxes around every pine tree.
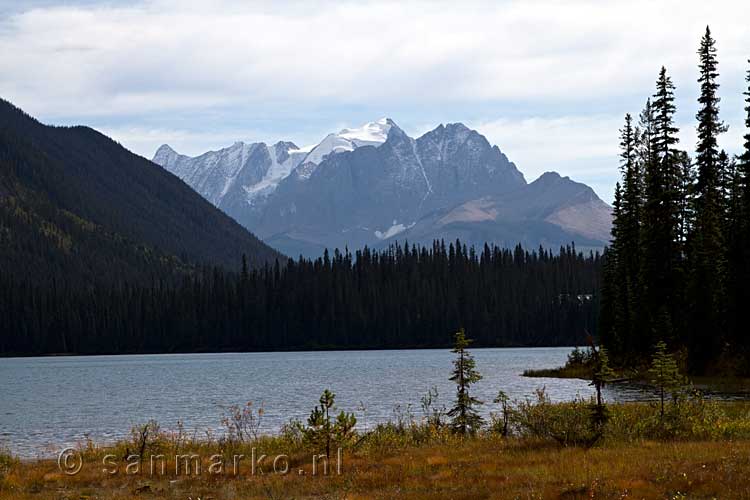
[493,390,511,437]
[728,61,750,353]
[618,113,644,357]
[447,328,484,435]
[648,340,687,419]
[640,69,682,351]
[305,389,335,459]
[695,26,728,198]
[600,184,623,352]
[590,341,615,408]
[303,389,357,459]
[598,245,618,352]
[688,26,728,370]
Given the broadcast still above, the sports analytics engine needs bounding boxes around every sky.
[1,0,749,201]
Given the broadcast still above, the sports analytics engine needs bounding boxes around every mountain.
[396,172,612,254]
[0,98,281,286]
[154,119,611,257]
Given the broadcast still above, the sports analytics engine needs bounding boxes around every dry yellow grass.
[3,438,750,499]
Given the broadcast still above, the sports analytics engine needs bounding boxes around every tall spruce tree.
[688,26,728,369]
[619,114,644,356]
[728,60,750,353]
[602,114,644,359]
[641,68,682,351]
[600,185,625,354]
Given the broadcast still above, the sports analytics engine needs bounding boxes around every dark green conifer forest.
[0,241,600,355]
[601,27,750,374]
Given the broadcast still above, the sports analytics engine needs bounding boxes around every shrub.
[220,401,264,443]
[491,390,511,437]
[127,419,161,458]
[509,388,602,446]
[420,386,446,429]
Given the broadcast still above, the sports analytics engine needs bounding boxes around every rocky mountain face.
[153,119,611,257]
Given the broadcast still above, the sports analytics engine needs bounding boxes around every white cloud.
[470,116,621,175]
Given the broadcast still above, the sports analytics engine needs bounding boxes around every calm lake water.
[1,348,644,457]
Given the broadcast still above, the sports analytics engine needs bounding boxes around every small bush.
[221,401,264,443]
[508,388,602,446]
[127,419,161,458]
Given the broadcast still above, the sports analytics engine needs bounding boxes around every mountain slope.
[393,172,612,253]
[0,99,281,285]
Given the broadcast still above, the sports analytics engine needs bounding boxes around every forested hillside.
[0,99,281,287]
[0,241,600,355]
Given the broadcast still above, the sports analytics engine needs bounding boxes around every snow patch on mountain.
[339,118,393,145]
[302,133,357,165]
[245,143,306,202]
[375,220,415,240]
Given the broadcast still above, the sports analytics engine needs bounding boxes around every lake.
[1,348,644,457]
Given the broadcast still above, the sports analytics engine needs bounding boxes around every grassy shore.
[3,397,750,499]
[3,437,750,499]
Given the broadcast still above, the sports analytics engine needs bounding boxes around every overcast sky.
[1,0,749,201]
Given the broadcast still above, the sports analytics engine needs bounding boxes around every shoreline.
[4,399,750,498]
[0,344,580,360]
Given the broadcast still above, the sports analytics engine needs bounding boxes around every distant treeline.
[0,240,601,355]
[600,27,750,373]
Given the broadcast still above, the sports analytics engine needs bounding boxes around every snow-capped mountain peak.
[300,118,397,166]
[338,117,394,145]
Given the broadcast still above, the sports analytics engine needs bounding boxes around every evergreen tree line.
[0,240,601,355]
[601,27,750,373]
